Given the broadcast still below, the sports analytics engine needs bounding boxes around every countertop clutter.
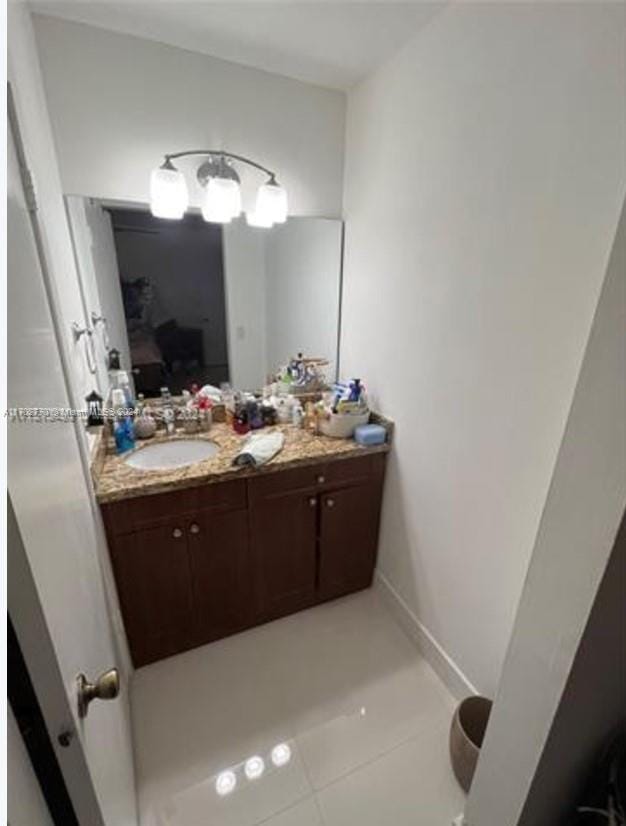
[92,417,392,504]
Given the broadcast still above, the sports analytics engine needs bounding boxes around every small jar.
[199,408,212,432]
[134,414,157,440]
[233,416,250,435]
[183,413,200,435]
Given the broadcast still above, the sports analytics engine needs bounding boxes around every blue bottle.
[114,417,136,454]
[111,389,135,454]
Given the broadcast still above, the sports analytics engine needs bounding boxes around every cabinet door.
[111,520,195,666]
[187,508,251,644]
[249,491,318,621]
[318,483,382,601]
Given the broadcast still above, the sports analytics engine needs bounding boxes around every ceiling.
[29,1,445,90]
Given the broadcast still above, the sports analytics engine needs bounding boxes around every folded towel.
[233,431,285,468]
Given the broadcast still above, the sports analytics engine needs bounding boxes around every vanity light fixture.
[150,150,288,227]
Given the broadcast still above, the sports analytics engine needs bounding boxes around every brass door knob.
[190,523,200,534]
[327,499,335,508]
[317,475,325,484]
[172,527,183,539]
[77,668,120,718]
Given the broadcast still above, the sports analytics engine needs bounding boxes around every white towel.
[233,431,285,468]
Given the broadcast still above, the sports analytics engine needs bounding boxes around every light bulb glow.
[150,165,188,219]
[244,756,265,780]
[255,180,288,225]
[215,770,237,796]
[202,177,241,223]
[245,210,274,229]
[271,743,291,767]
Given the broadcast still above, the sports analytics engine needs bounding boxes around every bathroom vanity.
[96,425,389,667]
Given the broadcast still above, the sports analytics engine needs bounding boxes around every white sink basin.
[125,439,219,470]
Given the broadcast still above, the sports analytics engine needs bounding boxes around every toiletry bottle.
[160,387,176,435]
[233,403,250,435]
[292,401,304,428]
[349,378,362,403]
[221,384,235,425]
[304,401,317,434]
[107,348,124,397]
[248,400,264,430]
[117,370,135,409]
[111,388,135,454]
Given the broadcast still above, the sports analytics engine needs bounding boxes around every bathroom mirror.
[66,196,343,397]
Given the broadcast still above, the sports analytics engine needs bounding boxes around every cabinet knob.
[172,527,183,539]
[317,475,325,484]
[190,523,200,534]
[309,497,317,507]
[326,499,335,508]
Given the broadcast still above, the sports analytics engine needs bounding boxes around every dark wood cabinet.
[111,519,196,665]
[318,483,383,601]
[249,489,318,622]
[102,453,386,667]
[188,507,251,644]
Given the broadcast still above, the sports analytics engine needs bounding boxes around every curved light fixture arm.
[162,150,276,181]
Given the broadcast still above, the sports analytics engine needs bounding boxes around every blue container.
[354,423,386,446]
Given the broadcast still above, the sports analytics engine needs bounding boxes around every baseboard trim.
[374,571,478,701]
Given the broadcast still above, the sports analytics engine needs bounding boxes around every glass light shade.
[202,177,242,224]
[245,210,274,229]
[150,166,188,219]
[255,181,288,225]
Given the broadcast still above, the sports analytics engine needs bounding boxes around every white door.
[7,119,137,825]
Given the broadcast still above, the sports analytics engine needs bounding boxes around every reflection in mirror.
[66,197,343,398]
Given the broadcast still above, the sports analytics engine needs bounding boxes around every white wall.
[8,706,54,826]
[265,218,343,380]
[32,14,345,218]
[223,221,268,391]
[341,2,625,695]
[466,198,625,826]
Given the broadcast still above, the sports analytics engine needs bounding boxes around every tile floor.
[131,589,465,826]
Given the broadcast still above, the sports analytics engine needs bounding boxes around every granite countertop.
[92,420,392,504]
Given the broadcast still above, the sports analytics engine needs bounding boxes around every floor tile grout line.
[250,791,319,826]
[246,740,318,826]
[295,679,454,795]
[132,590,459,824]
[312,790,329,826]
[295,737,329,826]
[308,717,450,798]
